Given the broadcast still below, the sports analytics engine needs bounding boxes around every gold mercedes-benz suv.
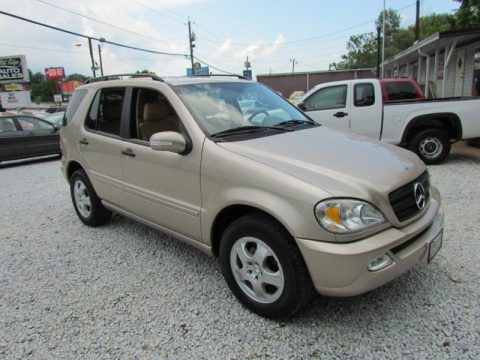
[61,74,443,318]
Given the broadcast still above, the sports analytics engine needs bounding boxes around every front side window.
[18,117,53,131]
[0,118,17,132]
[85,88,125,136]
[175,82,314,137]
[303,85,347,111]
[128,87,181,142]
[354,83,375,107]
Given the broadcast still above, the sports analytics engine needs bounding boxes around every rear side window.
[354,83,375,107]
[65,89,87,125]
[384,82,417,100]
[85,88,125,136]
[0,118,17,132]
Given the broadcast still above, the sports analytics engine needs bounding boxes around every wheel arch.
[401,112,462,144]
[210,205,291,257]
[66,160,85,182]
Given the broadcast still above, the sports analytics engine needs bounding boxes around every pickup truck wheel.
[219,213,314,318]
[408,129,451,165]
[70,170,111,226]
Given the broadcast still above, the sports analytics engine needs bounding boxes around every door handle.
[79,138,89,145]
[333,111,348,118]
[121,149,136,158]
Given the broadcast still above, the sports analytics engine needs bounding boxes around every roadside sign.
[243,70,252,80]
[0,91,32,109]
[45,67,65,80]
[4,83,22,91]
[187,66,209,76]
[0,55,29,84]
[54,94,63,103]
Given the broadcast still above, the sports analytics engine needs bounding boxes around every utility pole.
[415,0,420,42]
[376,26,381,78]
[88,37,96,78]
[98,37,105,77]
[188,19,195,75]
[289,58,298,74]
[381,0,386,78]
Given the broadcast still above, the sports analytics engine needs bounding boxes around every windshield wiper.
[211,125,292,138]
[275,119,317,127]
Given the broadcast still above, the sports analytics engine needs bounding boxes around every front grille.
[389,171,430,222]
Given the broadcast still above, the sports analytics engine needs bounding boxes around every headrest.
[103,102,122,120]
[144,102,169,122]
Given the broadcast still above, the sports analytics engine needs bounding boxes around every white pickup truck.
[297,79,480,164]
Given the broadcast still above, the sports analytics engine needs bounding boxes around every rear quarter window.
[384,82,417,101]
[65,89,88,125]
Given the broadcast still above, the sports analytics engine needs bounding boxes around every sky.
[0,0,461,79]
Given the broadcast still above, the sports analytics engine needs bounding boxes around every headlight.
[314,199,386,234]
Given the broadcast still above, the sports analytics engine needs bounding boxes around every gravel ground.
[0,152,479,359]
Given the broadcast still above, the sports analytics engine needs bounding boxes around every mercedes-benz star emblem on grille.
[413,182,426,210]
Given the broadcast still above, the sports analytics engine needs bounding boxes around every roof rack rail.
[84,73,164,84]
[189,74,248,80]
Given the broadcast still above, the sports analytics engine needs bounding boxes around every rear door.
[301,84,351,132]
[17,116,59,157]
[0,117,26,161]
[76,87,126,207]
[349,82,383,139]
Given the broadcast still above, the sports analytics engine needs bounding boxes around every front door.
[0,117,25,161]
[120,87,202,240]
[17,116,59,157]
[302,84,351,132]
[454,49,466,96]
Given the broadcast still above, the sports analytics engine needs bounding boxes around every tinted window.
[354,83,375,107]
[0,118,17,132]
[304,85,347,111]
[65,89,87,125]
[85,88,125,136]
[385,82,417,100]
[18,117,53,131]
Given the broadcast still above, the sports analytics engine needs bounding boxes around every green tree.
[453,0,480,28]
[330,32,377,70]
[66,73,88,82]
[27,70,55,102]
[135,69,154,74]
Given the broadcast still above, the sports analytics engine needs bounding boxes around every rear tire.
[70,169,111,226]
[408,129,451,165]
[219,213,314,318]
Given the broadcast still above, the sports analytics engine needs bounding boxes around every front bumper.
[296,186,444,297]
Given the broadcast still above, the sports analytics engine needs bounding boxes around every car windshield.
[174,82,315,136]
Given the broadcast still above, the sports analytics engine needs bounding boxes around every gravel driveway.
[0,153,479,359]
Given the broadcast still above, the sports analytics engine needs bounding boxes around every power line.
[34,0,172,45]
[0,42,87,54]
[0,10,189,58]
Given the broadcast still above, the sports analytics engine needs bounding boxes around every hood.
[218,126,426,198]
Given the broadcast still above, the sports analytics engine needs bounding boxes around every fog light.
[367,254,393,272]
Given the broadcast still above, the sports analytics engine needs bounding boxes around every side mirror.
[150,131,187,154]
[297,102,307,111]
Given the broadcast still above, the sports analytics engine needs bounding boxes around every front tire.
[408,129,451,165]
[70,169,111,226]
[219,213,314,318]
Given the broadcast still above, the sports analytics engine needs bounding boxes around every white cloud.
[211,38,233,59]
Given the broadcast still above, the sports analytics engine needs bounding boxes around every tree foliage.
[453,0,480,27]
[27,69,55,102]
[330,6,462,71]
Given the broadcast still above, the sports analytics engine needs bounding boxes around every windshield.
[174,82,314,136]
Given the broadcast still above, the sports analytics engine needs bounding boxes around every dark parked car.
[0,115,60,162]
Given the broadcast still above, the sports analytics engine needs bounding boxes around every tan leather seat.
[139,102,179,141]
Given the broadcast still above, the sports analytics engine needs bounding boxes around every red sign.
[45,67,65,80]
